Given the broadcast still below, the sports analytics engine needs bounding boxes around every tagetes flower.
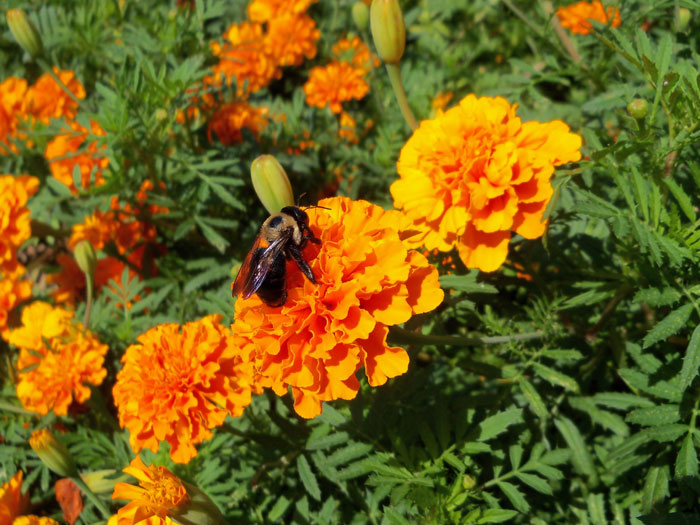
[248,0,317,22]
[0,77,29,154]
[112,457,186,525]
[265,12,320,67]
[303,61,370,114]
[390,94,581,272]
[332,36,379,72]
[45,120,108,193]
[113,315,257,463]
[338,111,358,143]
[556,0,621,35]
[0,273,32,340]
[9,301,108,416]
[25,68,85,124]
[0,175,39,276]
[0,471,29,524]
[207,101,268,146]
[233,196,444,419]
[11,517,60,525]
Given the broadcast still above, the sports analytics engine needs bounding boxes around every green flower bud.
[370,0,405,65]
[80,469,121,494]
[675,7,691,32]
[627,98,649,120]
[173,482,227,525]
[352,2,370,32]
[250,155,295,215]
[74,240,96,279]
[30,429,77,477]
[6,9,43,58]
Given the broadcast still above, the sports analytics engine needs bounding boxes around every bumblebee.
[232,206,321,307]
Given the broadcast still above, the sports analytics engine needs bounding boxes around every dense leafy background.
[3,0,700,523]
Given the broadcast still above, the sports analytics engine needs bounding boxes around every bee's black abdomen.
[257,249,287,307]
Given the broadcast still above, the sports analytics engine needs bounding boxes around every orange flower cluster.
[112,457,187,525]
[233,196,444,419]
[338,111,358,143]
[556,0,621,35]
[0,276,32,340]
[113,315,257,463]
[44,120,109,194]
[49,180,165,306]
[0,471,29,524]
[247,0,316,22]
[8,301,108,416]
[207,101,268,146]
[331,36,380,72]
[0,68,84,154]
[390,94,582,272]
[0,175,38,277]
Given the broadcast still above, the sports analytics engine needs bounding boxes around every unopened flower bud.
[30,429,77,477]
[80,469,120,494]
[370,0,406,64]
[6,9,43,58]
[175,482,227,525]
[352,2,370,32]
[627,98,649,120]
[74,240,96,279]
[675,8,691,32]
[250,155,295,214]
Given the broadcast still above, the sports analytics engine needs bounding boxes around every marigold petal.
[457,224,511,272]
[361,326,409,387]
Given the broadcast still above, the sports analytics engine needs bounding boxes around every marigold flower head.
[26,68,85,124]
[332,36,380,72]
[0,273,32,340]
[0,175,39,276]
[248,0,317,22]
[12,516,61,525]
[390,94,582,272]
[0,77,29,154]
[0,471,29,524]
[233,196,444,419]
[303,61,370,114]
[207,101,268,146]
[44,120,108,194]
[209,22,279,96]
[338,111,358,143]
[265,12,320,67]
[113,315,257,463]
[556,0,621,35]
[9,301,108,416]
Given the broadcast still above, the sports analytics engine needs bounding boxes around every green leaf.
[297,454,321,501]
[642,303,693,349]
[496,481,529,513]
[680,325,700,390]
[641,464,669,514]
[267,495,291,521]
[532,363,580,393]
[675,433,698,479]
[307,431,350,451]
[663,178,696,222]
[514,472,552,495]
[476,408,523,442]
[195,216,228,253]
[587,493,606,525]
[519,377,548,419]
[439,274,498,294]
[626,405,681,426]
[383,506,412,525]
[639,515,700,525]
[476,509,519,524]
[554,417,597,481]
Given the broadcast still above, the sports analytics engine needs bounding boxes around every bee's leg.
[301,224,321,244]
[287,245,318,284]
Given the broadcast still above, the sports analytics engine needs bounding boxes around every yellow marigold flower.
[265,12,320,67]
[113,315,257,463]
[12,516,60,525]
[248,0,317,22]
[332,36,380,72]
[209,22,279,97]
[390,94,582,272]
[26,68,85,124]
[44,120,109,194]
[303,61,370,114]
[207,101,268,146]
[0,272,32,340]
[556,0,621,35]
[0,471,29,524]
[233,196,444,419]
[9,301,108,416]
[0,77,29,154]
[0,174,39,276]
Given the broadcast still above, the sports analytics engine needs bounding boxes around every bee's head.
[280,206,309,227]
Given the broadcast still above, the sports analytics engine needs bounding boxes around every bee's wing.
[232,232,291,299]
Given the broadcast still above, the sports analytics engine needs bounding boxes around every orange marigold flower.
[0,471,29,524]
[303,61,370,114]
[207,101,268,146]
[338,111,358,143]
[12,517,60,525]
[265,12,320,67]
[0,174,39,276]
[248,0,317,22]
[390,94,582,272]
[556,0,621,35]
[233,196,444,419]
[0,77,29,154]
[113,315,257,463]
[112,457,186,525]
[26,68,85,124]
[209,22,279,96]
[45,120,109,194]
[331,36,379,72]
[9,301,108,416]
[0,272,32,340]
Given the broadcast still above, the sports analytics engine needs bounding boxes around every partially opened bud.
[30,429,77,477]
[251,155,295,214]
[6,9,43,58]
[352,1,370,31]
[74,240,96,279]
[370,0,405,64]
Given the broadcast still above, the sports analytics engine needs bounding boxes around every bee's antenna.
[304,204,331,211]
[296,192,307,207]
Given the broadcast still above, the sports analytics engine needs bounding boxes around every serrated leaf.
[633,287,681,307]
[592,392,655,410]
[519,377,548,419]
[514,472,552,495]
[532,363,580,393]
[383,506,412,525]
[296,455,321,501]
[617,368,682,402]
[476,509,519,524]
[476,408,523,442]
[663,178,696,222]
[496,481,529,513]
[267,495,291,521]
[675,433,698,479]
[554,417,597,481]
[626,405,681,426]
[641,464,669,514]
[680,325,700,391]
[587,493,606,525]
[306,431,350,451]
[643,303,693,348]
[639,514,700,525]
[439,274,498,294]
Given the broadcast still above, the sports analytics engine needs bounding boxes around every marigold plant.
[232,196,444,419]
[0,77,29,154]
[303,61,370,114]
[0,175,39,277]
[0,273,32,340]
[207,101,268,146]
[390,94,582,272]
[25,68,85,124]
[556,0,622,35]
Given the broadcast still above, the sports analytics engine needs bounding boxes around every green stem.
[0,400,36,416]
[385,63,418,131]
[84,276,94,330]
[388,326,543,347]
[71,475,112,520]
